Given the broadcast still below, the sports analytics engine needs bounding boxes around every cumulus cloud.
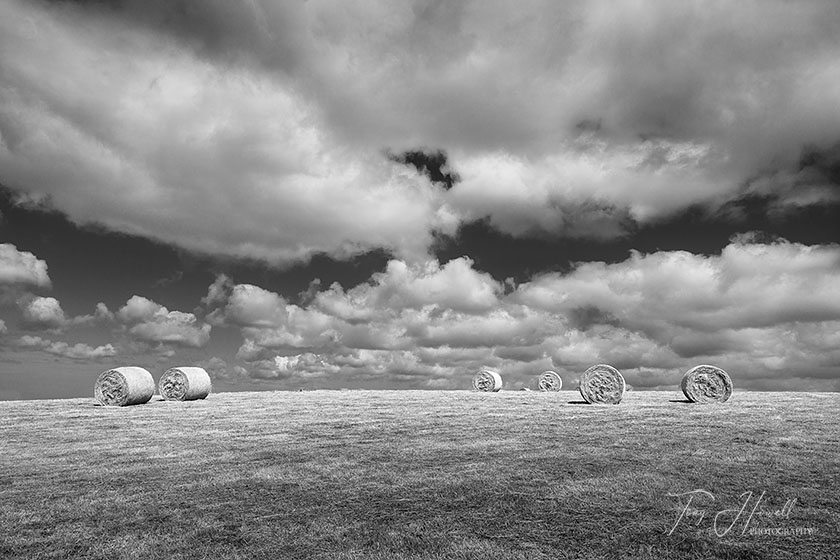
[316,257,501,316]
[20,296,66,329]
[0,0,453,263]
[513,238,840,334]
[16,335,117,360]
[197,356,248,381]
[2,1,839,262]
[222,284,289,328]
[0,244,51,287]
[16,297,117,331]
[117,295,211,347]
[206,239,840,390]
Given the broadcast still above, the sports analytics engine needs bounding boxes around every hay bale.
[472,368,503,392]
[578,364,625,404]
[681,364,733,403]
[159,366,212,401]
[94,366,155,406]
[538,370,563,392]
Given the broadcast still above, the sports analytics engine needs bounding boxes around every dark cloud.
[388,149,459,191]
[567,306,621,332]
[798,141,840,188]
[4,0,840,264]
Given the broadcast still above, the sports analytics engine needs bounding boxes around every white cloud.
[368,258,501,313]
[16,335,117,360]
[513,238,840,333]
[117,295,165,323]
[206,239,840,390]
[224,284,289,328]
[20,296,66,329]
[93,302,114,322]
[0,244,51,287]
[2,1,839,261]
[315,257,501,317]
[0,318,6,334]
[0,1,453,263]
[117,295,211,348]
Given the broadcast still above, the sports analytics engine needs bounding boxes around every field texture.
[1,391,838,559]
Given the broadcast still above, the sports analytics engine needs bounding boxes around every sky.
[1,0,839,399]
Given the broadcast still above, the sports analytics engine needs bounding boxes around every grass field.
[1,390,838,559]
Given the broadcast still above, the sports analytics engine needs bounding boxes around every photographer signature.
[666,489,796,536]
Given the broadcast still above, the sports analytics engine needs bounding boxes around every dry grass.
[1,390,838,559]
[93,367,155,407]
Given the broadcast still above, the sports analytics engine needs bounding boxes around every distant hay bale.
[681,365,733,403]
[538,370,563,392]
[578,364,625,404]
[159,366,212,401]
[94,366,155,407]
[472,368,503,392]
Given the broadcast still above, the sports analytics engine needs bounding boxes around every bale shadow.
[89,396,166,408]
[669,399,693,403]
[567,400,590,405]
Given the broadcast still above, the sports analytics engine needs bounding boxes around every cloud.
[2,1,839,261]
[223,284,289,328]
[0,318,6,334]
[513,237,840,333]
[205,238,840,390]
[117,295,163,323]
[0,244,51,287]
[0,0,453,263]
[117,295,211,347]
[316,257,501,316]
[196,356,248,381]
[93,302,114,322]
[16,335,117,360]
[19,296,66,329]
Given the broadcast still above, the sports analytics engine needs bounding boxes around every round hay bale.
[472,368,503,392]
[94,366,155,406]
[159,366,212,401]
[538,370,563,392]
[681,364,732,403]
[578,364,625,404]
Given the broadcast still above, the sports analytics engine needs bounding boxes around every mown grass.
[1,391,838,559]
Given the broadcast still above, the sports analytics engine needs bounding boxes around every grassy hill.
[1,390,837,559]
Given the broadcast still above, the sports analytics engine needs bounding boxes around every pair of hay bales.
[473,364,733,404]
[579,364,733,404]
[94,366,212,406]
[472,369,564,393]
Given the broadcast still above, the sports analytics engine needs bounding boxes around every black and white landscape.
[1,1,839,398]
[0,2,839,557]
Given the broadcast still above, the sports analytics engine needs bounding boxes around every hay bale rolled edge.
[681,364,732,403]
[578,364,625,404]
[538,370,563,392]
[159,366,212,401]
[94,366,155,406]
[472,368,503,392]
